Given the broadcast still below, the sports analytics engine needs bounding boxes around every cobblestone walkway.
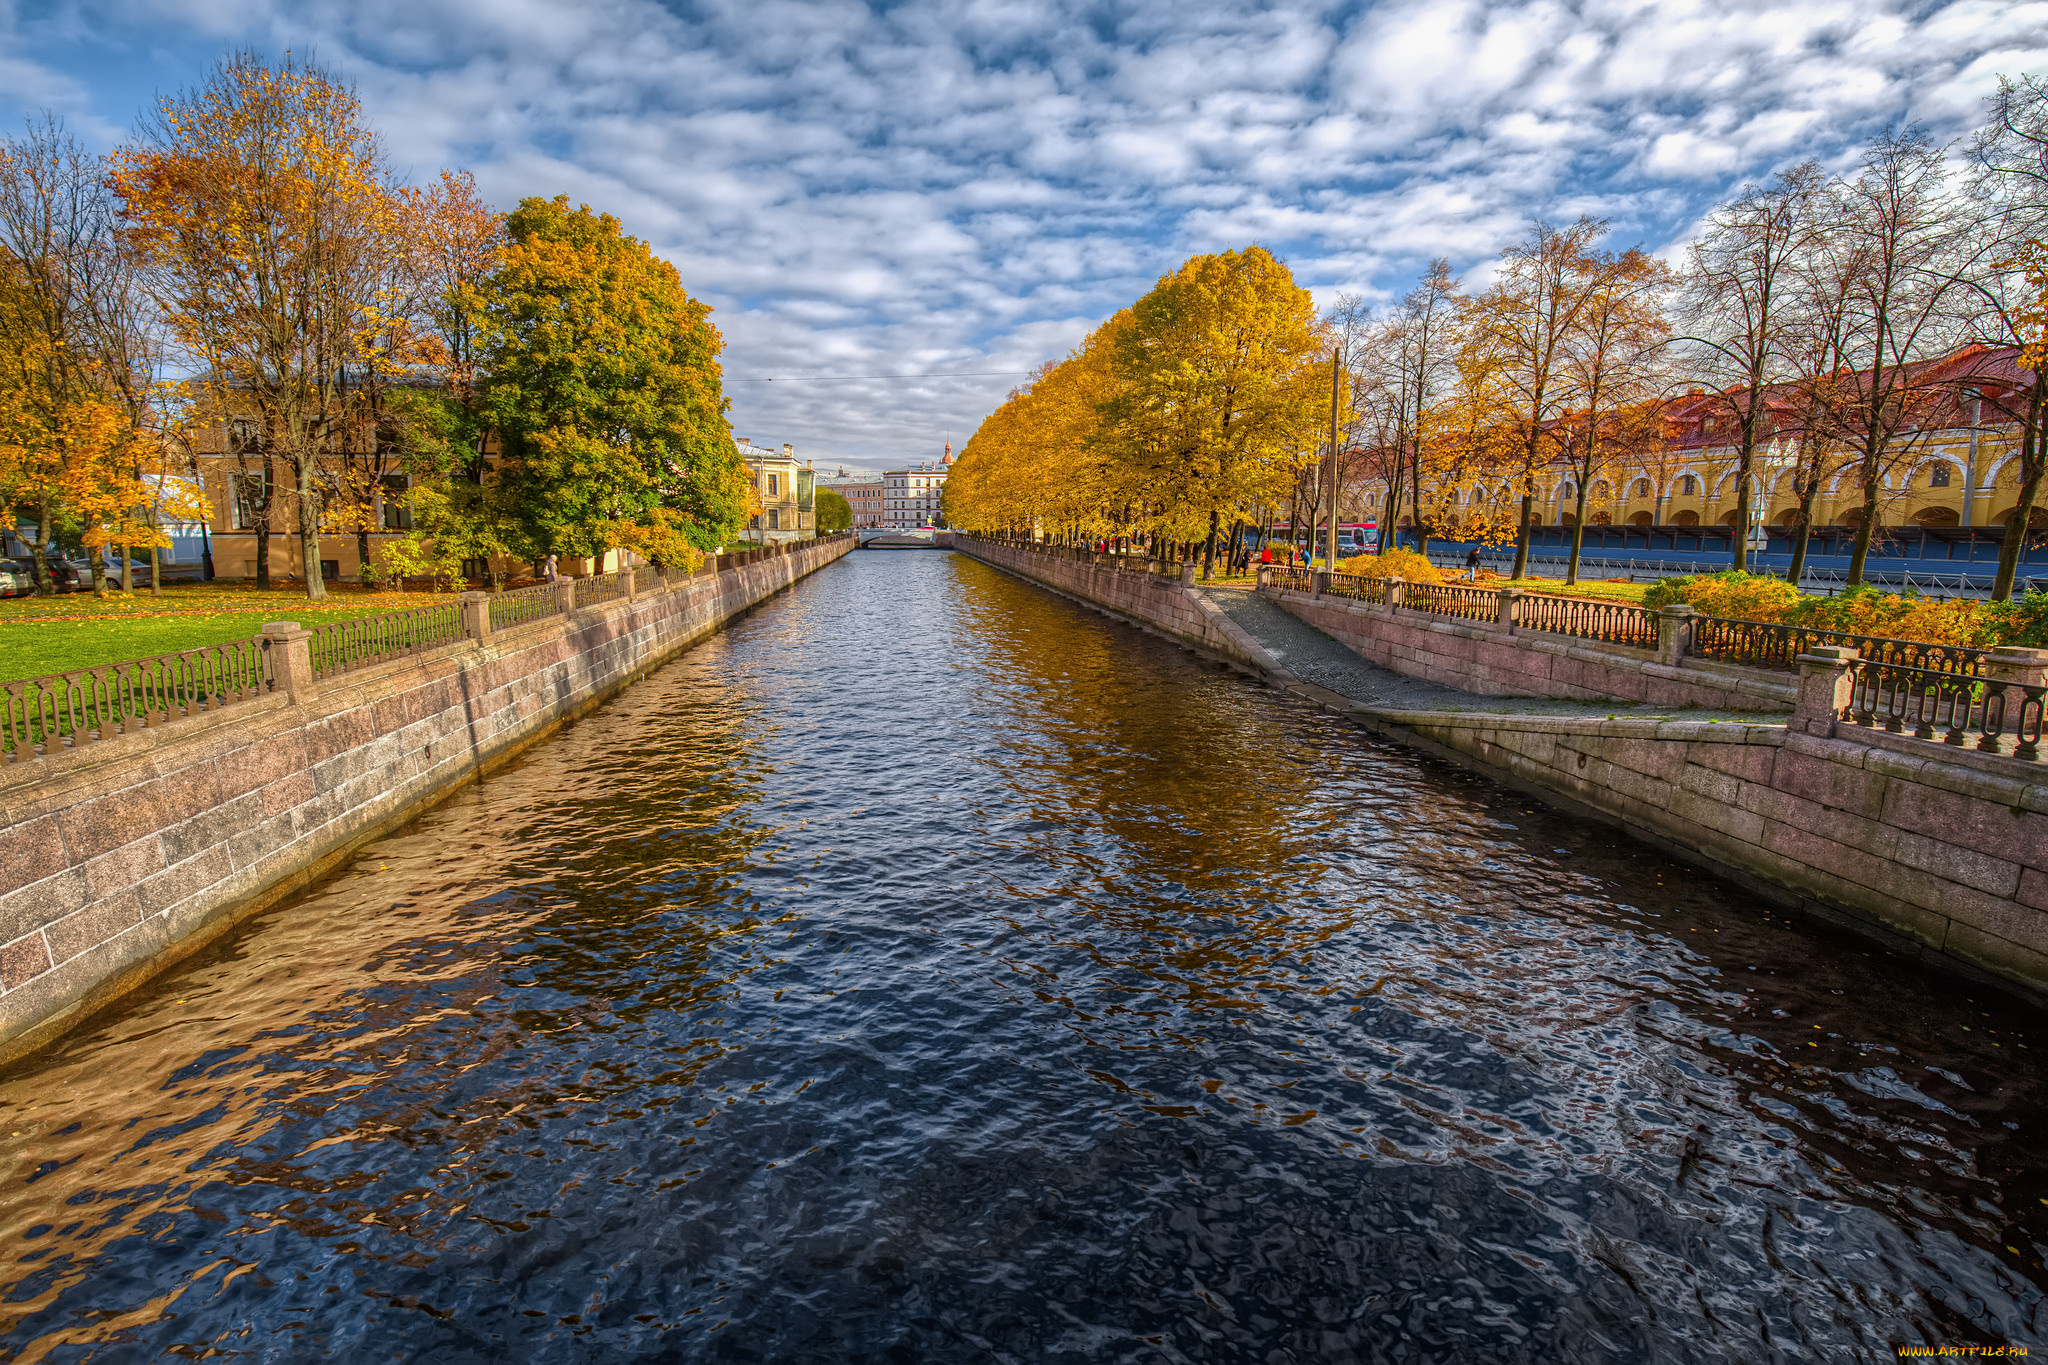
[1193,584,1780,721]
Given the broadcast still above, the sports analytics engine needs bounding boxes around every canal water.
[0,551,2043,1363]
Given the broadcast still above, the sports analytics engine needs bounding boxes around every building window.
[769,509,780,530]
[1681,475,1698,496]
[230,471,270,530]
[1931,465,1952,488]
[1634,479,1650,498]
[768,473,779,496]
[380,474,412,530]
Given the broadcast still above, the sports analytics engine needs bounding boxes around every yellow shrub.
[1337,549,1442,584]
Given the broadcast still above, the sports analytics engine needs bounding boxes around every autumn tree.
[1967,76,2048,599]
[480,195,746,566]
[1459,218,1607,578]
[1822,128,1970,585]
[0,118,166,596]
[115,52,399,599]
[1557,246,1671,583]
[1099,247,1326,577]
[1676,164,1821,570]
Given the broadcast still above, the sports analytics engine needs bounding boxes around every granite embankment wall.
[957,537,2048,1000]
[1266,582,1795,711]
[0,536,854,1058]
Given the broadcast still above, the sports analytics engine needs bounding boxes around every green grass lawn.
[0,585,465,683]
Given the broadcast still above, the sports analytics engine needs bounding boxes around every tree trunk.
[1201,508,1218,580]
[31,499,53,597]
[1511,492,1533,580]
[149,544,162,598]
[1731,435,1756,573]
[120,545,132,593]
[1847,476,1879,587]
[298,459,325,601]
[254,454,275,590]
[1566,484,1590,586]
[1787,484,1819,587]
[358,528,373,587]
[1992,377,2046,600]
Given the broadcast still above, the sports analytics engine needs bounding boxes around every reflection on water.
[0,552,2043,1362]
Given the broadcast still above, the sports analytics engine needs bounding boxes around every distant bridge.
[857,529,953,550]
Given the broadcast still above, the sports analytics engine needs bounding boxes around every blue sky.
[4,0,2045,473]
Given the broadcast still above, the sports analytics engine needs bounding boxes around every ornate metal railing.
[1515,594,1659,649]
[307,602,466,680]
[577,571,628,607]
[1267,565,1311,593]
[1841,662,2042,760]
[1401,582,1499,623]
[1691,617,1988,677]
[490,583,559,632]
[1324,572,1387,604]
[1,636,272,763]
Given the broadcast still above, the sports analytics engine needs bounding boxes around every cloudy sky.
[3,0,2045,473]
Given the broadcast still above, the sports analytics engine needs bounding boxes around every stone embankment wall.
[958,537,2048,1001]
[1267,582,1794,711]
[0,537,854,1059]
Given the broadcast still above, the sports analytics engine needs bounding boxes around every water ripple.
[0,552,2042,1361]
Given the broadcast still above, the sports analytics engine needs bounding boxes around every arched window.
[1680,474,1698,496]
[1633,478,1650,498]
[1560,483,1575,500]
[1931,465,1952,488]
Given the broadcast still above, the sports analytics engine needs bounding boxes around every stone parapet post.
[1384,577,1406,611]
[459,591,491,644]
[623,567,638,600]
[1656,604,1698,667]
[1256,565,1272,590]
[1984,646,2048,733]
[261,621,316,704]
[1179,563,1197,587]
[1310,570,1330,598]
[1494,587,1525,636]
[1793,646,1859,737]
[552,579,576,616]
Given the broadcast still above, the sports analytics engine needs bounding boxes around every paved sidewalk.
[1192,584,1779,722]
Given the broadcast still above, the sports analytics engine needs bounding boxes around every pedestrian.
[1464,545,1481,580]
[545,554,559,583]
[1260,543,1272,566]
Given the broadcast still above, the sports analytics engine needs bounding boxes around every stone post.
[459,590,491,644]
[1793,646,1859,737]
[1494,587,1524,637]
[1656,604,1698,667]
[553,578,576,616]
[261,621,316,703]
[1179,563,1197,587]
[1256,565,1272,591]
[1310,569,1330,598]
[1984,646,2048,737]
[1384,577,1405,611]
[623,566,639,600]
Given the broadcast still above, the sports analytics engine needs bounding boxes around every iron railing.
[1324,572,1387,605]
[1,636,272,763]
[1402,582,1499,623]
[1841,662,2042,760]
[577,571,629,607]
[490,583,560,632]
[1690,617,1988,677]
[1515,594,1659,649]
[308,601,466,680]
[1267,566,1311,593]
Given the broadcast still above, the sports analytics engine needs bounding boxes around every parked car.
[0,559,29,597]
